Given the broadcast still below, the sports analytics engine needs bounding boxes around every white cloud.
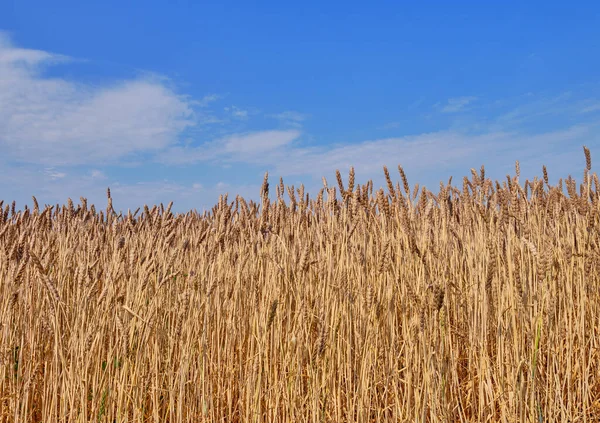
[268,110,308,128]
[377,122,402,130]
[274,111,306,121]
[0,33,68,67]
[159,129,301,164]
[488,92,588,131]
[441,96,477,113]
[231,125,597,190]
[224,105,249,119]
[157,116,597,192]
[222,129,299,153]
[268,130,495,178]
[270,111,306,121]
[0,34,196,166]
[197,94,221,107]
[44,168,67,180]
[90,169,106,179]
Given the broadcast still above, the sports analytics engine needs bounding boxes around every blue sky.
[1,1,599,213]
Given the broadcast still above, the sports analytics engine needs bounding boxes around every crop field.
[1,148,600,422]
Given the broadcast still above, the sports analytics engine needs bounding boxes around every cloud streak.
[159,129,301,165]
[581,103,600,113]
[440,96,477,113]
[268,111,308,127]
[224,105,249,119]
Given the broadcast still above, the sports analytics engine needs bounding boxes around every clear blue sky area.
[1,1,599,212]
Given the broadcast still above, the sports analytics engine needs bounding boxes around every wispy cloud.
[268,111,308,127]
[163,121,597,188]
[44,168,67,180]
[0,33,196,166]
[0,34,69,67]
[440,96,478,113]
[90,169,107,180]
[581,103,600,113]
[224,105,249,119]
[489,92,591,131]
[197,94,221,107]
[261,124,598,201]
[377,122,402,130]
[221,129,300,153]
[159,129,301,165]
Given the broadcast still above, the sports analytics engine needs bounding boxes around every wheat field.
[1,148,600,422]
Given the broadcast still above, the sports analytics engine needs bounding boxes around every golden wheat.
[1,148,600,422]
